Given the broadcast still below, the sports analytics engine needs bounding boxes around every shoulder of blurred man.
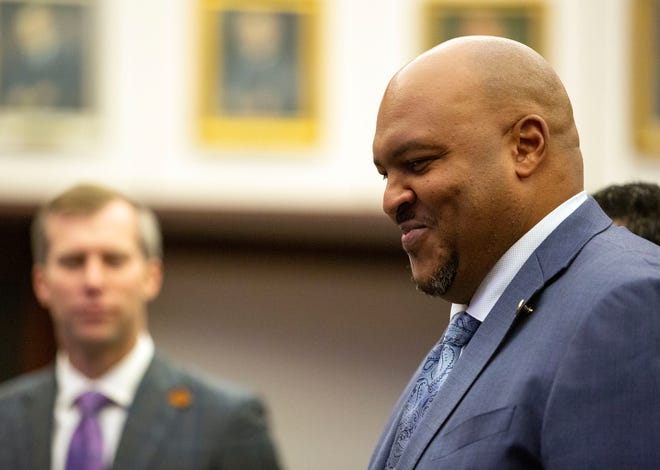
[115,351,281,469]
[0,365,56,401]
[0,366,56,469]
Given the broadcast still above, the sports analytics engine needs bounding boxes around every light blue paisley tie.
[385,311,480,469]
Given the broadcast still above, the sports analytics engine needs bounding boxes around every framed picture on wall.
[198,0,320,148]
[0,0,96,151]
[632,0,660,156]
[422,0,546,55]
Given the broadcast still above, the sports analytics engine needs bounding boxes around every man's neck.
[65,337,138,379]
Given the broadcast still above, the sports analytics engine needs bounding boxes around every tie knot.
[75,391,109,416]
[445,311,481,348]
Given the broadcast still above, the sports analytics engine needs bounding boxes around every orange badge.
[168,388,193,409]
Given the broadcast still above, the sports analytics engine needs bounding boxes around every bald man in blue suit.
[370,36,660,469]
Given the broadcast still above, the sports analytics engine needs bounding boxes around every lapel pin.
[516,298,534,316]
[168,388,193,409]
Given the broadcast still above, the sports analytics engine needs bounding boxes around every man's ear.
[143,259,163,302]
[32,265,50,308]
[511,114,548,178]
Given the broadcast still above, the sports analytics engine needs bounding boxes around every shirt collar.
[451,191,588,322]
[55,334,155,409]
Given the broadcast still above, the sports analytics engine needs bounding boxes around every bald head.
[373,36,584,303]
[377,36,583,210]
[391,36,580,158]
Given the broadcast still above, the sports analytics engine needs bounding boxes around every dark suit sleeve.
[541,276,660,468]
[215,394,281,470]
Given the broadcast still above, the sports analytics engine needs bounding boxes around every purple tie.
[66,391,110,470]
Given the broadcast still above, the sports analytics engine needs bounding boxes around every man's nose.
[82,257,105,289]
[383,177,415,221]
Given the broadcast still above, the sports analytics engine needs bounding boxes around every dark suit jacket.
[0,353,280,469]
[370,197,660,469]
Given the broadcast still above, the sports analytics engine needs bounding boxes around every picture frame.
[0,0,96,151]
[422,0,546,55]
[198,0,320,148]
[631,0,660,156]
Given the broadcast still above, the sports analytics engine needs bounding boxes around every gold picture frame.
[632,0,660,156]
[422,0,546,55]
[198,0,320,148]
[0,0,96,151]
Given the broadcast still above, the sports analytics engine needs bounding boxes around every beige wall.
[149,242,448,470]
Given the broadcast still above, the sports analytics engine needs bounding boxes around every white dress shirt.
[451,191,588,321]
[52,334,155,470]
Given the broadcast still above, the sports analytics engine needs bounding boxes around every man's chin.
[411,261,457,297]
[415,279,448,297]
[71,327,118,348]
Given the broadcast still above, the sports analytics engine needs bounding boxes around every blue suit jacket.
[0,353,280,469]
[370,197,660,469]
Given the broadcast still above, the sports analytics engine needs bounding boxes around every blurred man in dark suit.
[0,183,280,470]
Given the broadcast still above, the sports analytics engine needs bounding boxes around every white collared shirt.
[451,191,588,322]
[52,334,155,470]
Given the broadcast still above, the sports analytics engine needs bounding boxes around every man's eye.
[58,256,84,269]
[104,254,128,267]
[407,158,431,172]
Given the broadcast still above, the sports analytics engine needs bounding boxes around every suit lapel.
[112,355,185,470]
[396,259,546,469]
[393,198,611,469]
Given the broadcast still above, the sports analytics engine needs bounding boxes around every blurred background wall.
[1,0,659,469]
